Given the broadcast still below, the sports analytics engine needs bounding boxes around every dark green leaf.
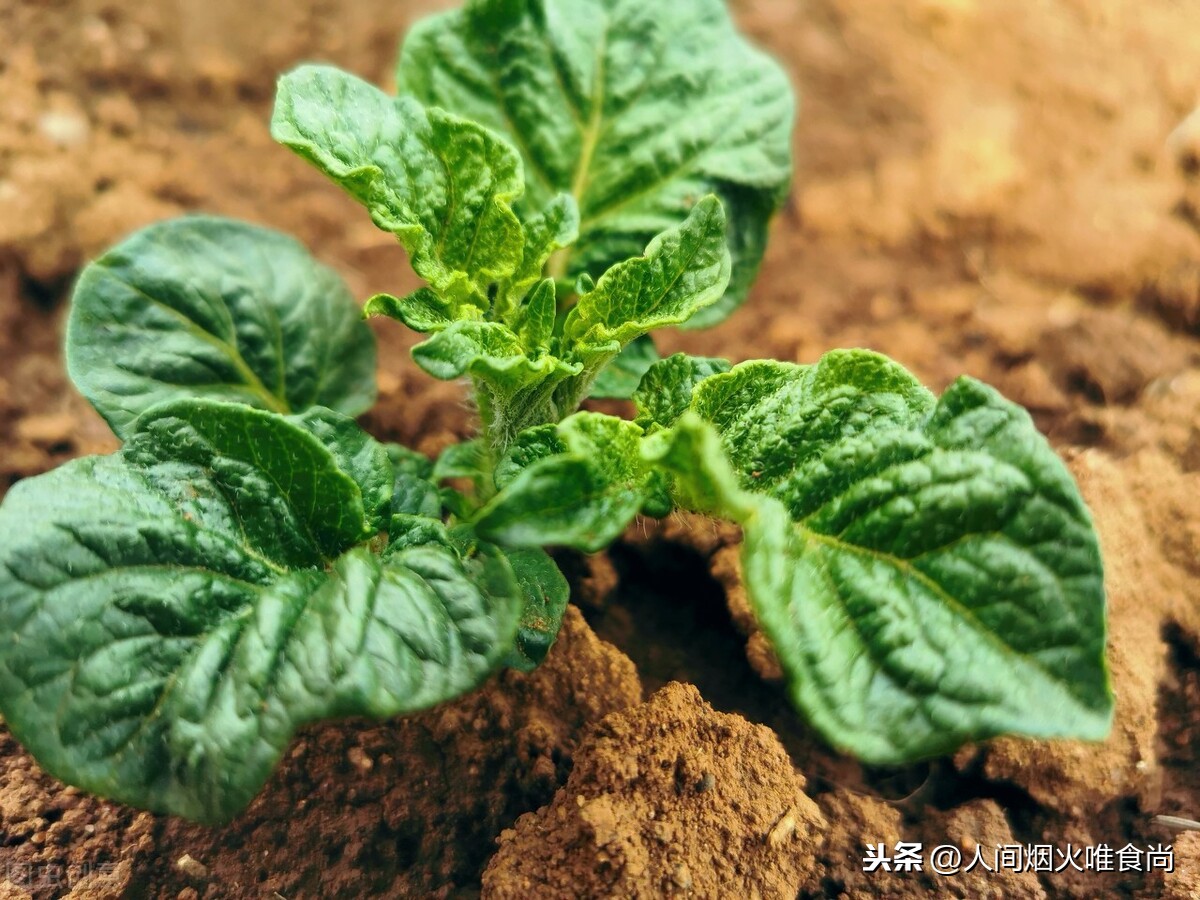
[500,547,570,671]
[397,0,793,322]
[653,351,1112,763]
[0,402,521,824]
[129,400,376,564]
[291,407,393,532]
[385,443,442,519]
[67,217,376,439]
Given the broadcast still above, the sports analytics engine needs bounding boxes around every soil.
[1,0,1199,897]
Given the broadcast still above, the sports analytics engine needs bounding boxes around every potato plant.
[0,0,1111,824]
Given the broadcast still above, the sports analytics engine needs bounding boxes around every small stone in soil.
[176,853,209,880]
[767,809,797,847]
[347,746,373,771]
[672,863,693,889]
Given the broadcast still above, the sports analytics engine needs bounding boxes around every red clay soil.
[2,0,1200,897]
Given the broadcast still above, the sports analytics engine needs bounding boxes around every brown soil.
[2,0,1200,897]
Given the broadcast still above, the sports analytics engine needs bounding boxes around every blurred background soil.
[1,0,1199,896]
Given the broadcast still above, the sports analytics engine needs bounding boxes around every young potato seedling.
[0,0,1111,824]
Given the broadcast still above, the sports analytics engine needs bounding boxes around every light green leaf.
[364,287,457,334]
[500,547,570,672]
[412,321,574,387]
[493,424,565,491]
[272,65,525,311]
[0,402,521,824]
[641,412,753,522]
[656,350,1112,763]
[512,278,557,352]
[634,352,730,429]
[67,216,376,439]
[588,335,659,400]
[397,0,793,323]
[563,196,731,347]
[499,194,580,313]
[476,412,649,552]
[432,439,491,511]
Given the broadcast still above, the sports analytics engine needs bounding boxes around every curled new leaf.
[364,287,457,334]
[563,196,731,348]
[67,217,376,438]
[413,321,582,449]
[497,194,580,317]
[272,65,525,311]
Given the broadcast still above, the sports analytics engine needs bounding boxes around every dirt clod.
[482,682,825,898]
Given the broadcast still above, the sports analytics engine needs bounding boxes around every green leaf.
[384,443,442,519]
[397,0,793,323]
[67,216,376,439]
[563,196,731,347]
[291,407,394,532]
[364,287,456,334]
[588,335,660,400]
[511,278,557,352]
[499,194,580,313]
[0,402,521,824]
[634,352,730,429]
[129,400,379,564]
[655,351,1112,763]
[476,412,649,552]
[434,439,489,482]
[272,65,525,311]
[500,547,570,671]
[493,425,565,491]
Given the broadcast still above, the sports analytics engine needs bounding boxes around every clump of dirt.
[482,682,825,898]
